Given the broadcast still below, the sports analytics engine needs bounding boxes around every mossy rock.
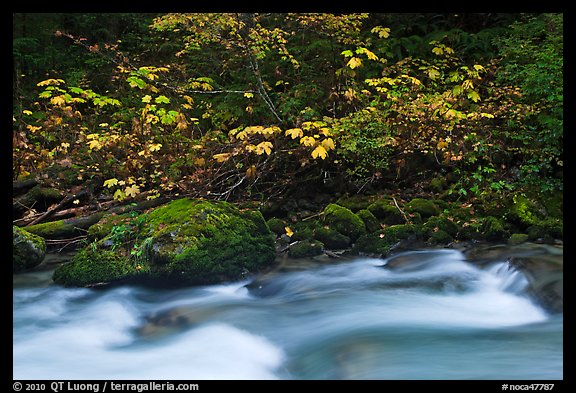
[322,204,366,241]
[288,240,324,258]
[429,177,447,192]
[527,219,563,242]
[353,224,426,256]
[291,220,321,241]
[53,198,277,287]
[53,248,147,287]
[314,227,351,249]
[266,217,288,236]
[428,229,453,245]
[405,198,441,218]
[481,216,509,242]
[508,233,529,245]
[335,194,379,212]
[145,199,276,284]
[356,209,380,233]
[13,225,46,273]
[423,216,459,238]
[88,212,135,240]
[367,199,404,225]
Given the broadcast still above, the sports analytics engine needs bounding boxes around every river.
[13,247,563,380]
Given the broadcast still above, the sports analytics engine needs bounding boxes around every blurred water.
[13,248,563,380]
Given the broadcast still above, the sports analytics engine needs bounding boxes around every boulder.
[13,225,46,273]
[53,198,276,287]
[322,203,366,241]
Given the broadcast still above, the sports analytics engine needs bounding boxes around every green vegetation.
[52,198,276,287]
[12,14,562,282]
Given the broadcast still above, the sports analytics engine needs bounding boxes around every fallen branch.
[392,196,411,224]
[26,190,88,226]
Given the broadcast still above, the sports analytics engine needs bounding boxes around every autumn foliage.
[13,13,562,207]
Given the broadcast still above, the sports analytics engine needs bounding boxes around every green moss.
[356,209,380,233]
[288,240,324,258]
[323,203,366,241]
[424,216,459,237]
[335,194,378,212]
[291,220,320,241]
[53,248,145,287]
[428,229,453,245]
[527,219,563,242]
[266,218,288,236]
[13,225,46,273]
[353,224,425,256]
[508,233,529,245]
[314,227,351,249]
[430,177,447,192]
[505,195,538,229]
[88,213,134,240]
[405,198,441,218]
[481,216,509,242]
[367,199,404,224]
[145,198,276,284]
[53,198,277,287]
[25,220,71,238]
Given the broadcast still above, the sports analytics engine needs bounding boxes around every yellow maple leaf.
[37,79,64,87]
[124,185,140,198]
[321,138,335,151]
[213,153,232,163]
[300,136,316,147]
[437,140,449,150]
[311,145,328,160]
[103,178,119,188]
[50,95,66,106]
[87,139,102,150]
[235,130,249,140]
[255,141,273,155]
[26,125,42,133]
[347,57,362,69]
[432,47,444,55]
[285,128,303,139]
[194,157,206,166]
[285,226,294,238]
[262,126,281,137]
[149,143,162,152]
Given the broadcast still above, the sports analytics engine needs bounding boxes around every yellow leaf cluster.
[347,57,362,69]
[285,128,303,139]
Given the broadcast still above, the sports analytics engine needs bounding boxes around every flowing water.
[13,247,563,380]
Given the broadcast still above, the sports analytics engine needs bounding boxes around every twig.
[392,196,411,224]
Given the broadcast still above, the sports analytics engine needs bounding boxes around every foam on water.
[13,248,561,380]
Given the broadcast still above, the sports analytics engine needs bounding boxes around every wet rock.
[13,225,46,273]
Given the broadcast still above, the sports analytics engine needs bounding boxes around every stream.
[13,246,563,380]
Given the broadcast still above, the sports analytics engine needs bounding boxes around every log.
[13,179,38,196]
[23,196,171,240]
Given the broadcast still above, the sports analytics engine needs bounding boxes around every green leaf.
[155,95,170,104]
[341,50,354,58]
[127,76,147,89]
[103,178,119,188]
